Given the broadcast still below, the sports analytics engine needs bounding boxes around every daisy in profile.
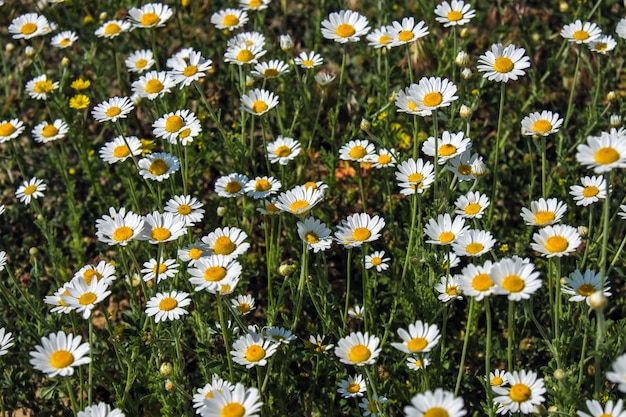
[588,35,617,54]
[452,229,496,257]
[0,119,25,143]
[395,86,425,116]
[251,60,290,80]
[335,332,381,366]
[372,148,397,168]
[95,207,145,246]
[309,334,334,353]
[562,269,611,306]
[339,139,376,163]
[8,13,51,39]
[16,177,46,205]
[51,31,78,48]
[493,370,546,414]
[520,110,563,137]
[569,175,606,206]
[99,135,143,164]
[406,354,431,370]
[141,257,179,283]
[257,199,282,216]
[321,10,370,44]
[224,43,267,66]
[577,399,626,417]
[146,290,191,323]
[477,43,531,82]
[455,191,490,219]
[576,129,626,173]
[337,374,366,398]
[391,320,441,354]
[29,331,91,377]
[127,3,173,29]
[73,261,116,285]
[387,17,428,47]
[294,51,323,69]
[25,75,59,100]
[231,332,278,368]
[531,224,581,258]
[153,109,202,145]
[458,261,495,301]
[61,277,111,319]
[77,403,125,417]
[203,227,250,258]
[395,158,435,195]
[0,328,14,356]
[240,0,271,10]
[617,18,626,39]
[164,194,205,226]
[297,217,333,253]
[348,305,364,320]
[267,136,301,165]
[275,185,324,217]
[32,119,69,143]
[424,213,469,245]
[125,50,155,74]
[95,20,131,39]
[178,241,210,266]
[210,8,249,31]
[404,388,466,417]
[244,176,282,199]
[241,88,279,116]
[192,375,235,415]
[138,211,187,244]
[188,254,242,293]
[365,251,390,272]
[561,20,602,44]
[168,50,213,88]
[490,257,541,301]
[359,396,387,417]
[44,283,74,315]
[520,198,567,227]
[201,383,262,417]
[607,354,626,393]
[232,294,256,316]
[434,0,476,27]
[447,150,483,181]
[92,96,134,123]
[335,213,386,248]
[138,152,180,181]
[165,47,194,67]
[489,369,509,387]
[265,327,296,345]
[131,71,175,100]
[367,26,394,49]
[435,275,462,302]
[215,173,249,198]
[314,72,336,88]
[422,131,470,164]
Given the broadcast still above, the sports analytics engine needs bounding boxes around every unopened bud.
[577,226,589,237]
[99,12,108,21]
[164,380,174,391]
[610,114,622,128]
[160,362,173,376]
[471,157,487,177]
[559,2,568,12]
[607,91,617,101]
[216,206,227,217]
[553,369,565,380]
[589,291,608,310]
[245,75,254,87]
[5,43,15,53]
[360,119,371,131]
[61,57,70,67]
[455,51,470,67]
[280,34,294,52]
[278,263,296,277]
[25,46,35,57]
[459,105,472,119]
[459,28,469,38]
[461,67,473,80]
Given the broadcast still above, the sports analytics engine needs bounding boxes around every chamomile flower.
[490,369,510,387]
[570,175,606,206]
[267,136,301,165]
[521,111,563,136]
[335,213,386,248]
[178,241,210,266]
[562,269,611,305]
[153,109,202,145]
[339,139,376,162]
[192,375,235,414]
[164,195,205,226]
[99,135,143,164]
[413,77,458,116]
[51,31,78,48]
[265,327,296,345]
[360,396,387,417]
[239,0,271,10]
[16,177,46,205]
[251,60,290,79]
[387,17,428,47]
[30,331,91,377]
[166,47,194,68]
[0,328,14,356]
[244,176,282,199]
[138,152,180,181]
[95,20,131,39]
[577,399,626,417]
[447,150,482,181]
[391,320,441,354]
[95,207,145,246]
[314,72,336,87]
[32,119,69,143]
[531,224,581,258]
[44,283,74,315]
[607,354,626,393]
[77,403,125,417]
[477,43,531,82]
[92,96,134,123]
[9,13,51,39]
[395,158,436,195]
[589,35,617,54]
[215,173,249,198]
[131,71,175,100]
[458,261,495,301]
[422,131,470,164]
[188,255,243,293]
[493,370,546,414]
[231,332,278,368]
[337,374,366,398]
[406,354,431,370]
[434,275,463,302]
[232,294,256,316]
[141,257,179,283]
[561,20,602,44]
[25,75,59,100]
[490,257,541,301]
[365,251,390,272]
[617,18,626,40]
[297,217,333,252]
[395,86,425,115]
[434,0,476,27]
[404,388,466,417]
[125,50,155,73]
[335,332,381,366]
[127,3,173,29]
[275,185,324,216]
[168,50,213,88]
[372,148,397,168]
[424,213,469,245]
[367,26,394,49]
[211,8,249,31]
[321,10,370,44]
[138,211,187,244]
[576,129,626,173]
[452,229,496,257]
[61,277,111,319]
[200,383,262,417]
[146,290,191,322]
[202,227,250,258]
[309,334,334,353]
[348,305,365,320]
[0,119,25,143]
[241,88,279,116]
[520,198,567,227]
[294,51,323,69]
[226,31,266,50]
[455,191,490,219]
[256,199,282,216]
[436,252,461,271]
[73,261,116,285]
[224,43,266,66]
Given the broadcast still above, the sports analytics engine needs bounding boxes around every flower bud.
[459,105,472,119]
[99,12,108,21]
[610,114,622,128]
[25,46,35,57]
[278,263,296,277]
[164,380,174,391]
[160,362,173,376]
[280,34,294,52]
[360,119,371,131]
[607,91,617,101]
[455,51,470,67]
[461,67,473,80]
[589,291,608,310]
[5,43,15,53]
[61,57,70,67]
[559,2,569,12]
[459,28,469,38]
[216,206,227,217]
[471,157,487,177]
[577,226,588,237]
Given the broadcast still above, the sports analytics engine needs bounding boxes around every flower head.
[99,136,143,164]
[424,213,469,245]
[365,251,390,272]
[92,97,134,123]
[531,224,581,258]
[391,320,441,354]
[146,290,191,322]
[477,43,531,82]
[569,175,606,206]
[521,111,563,137]
[231,332,278,368]
[9,13,51,39]
[321,10,370,44]
[168,50,213,88]
[25,75,59,100]
[202,227,250,259]
[16,177,46,205]
[607,353,626,393]
[422,130,470,164]
[395,158,435,195]
[335,213,385,248]
[77,403,125,417]
[95,20,131,38]
[33,119,69,143]
[493,370,546,414]
[576,128,626,173]
[138,152,180,181]
[95,207,145,246]
[125,50,155,74]
[491,257,541,301]
[267,136,301,165]
[520,198,567,227]
[335,331,381,366]
[132,71,175,100]
[561,20,602,44]
[434,1,476,27]
[404,388,466,417]
[337,374,366,398]
[211,8,249,31]
[61,277,111,319]
[128,3,173,29]
[294,51,323,69]
[30,331,91,377]
[215,173,249,198]
[562,269,611,306]
[387,17,428,46]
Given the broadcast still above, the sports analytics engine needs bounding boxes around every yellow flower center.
[275,145,291,157]
[249,0,262,7]
[352,227,372,242]
[304,232,320,244]
[595,43,608,51]
[183,65,198,77]
[0,123,17,137]
[165,115,185,133]
[21,22,38,35]
[423,92,443,108]
[290,200,310,213]
[534,211,555,225]
[23,185,37,195]
[408,101,419,112]
[149,159,169,176]
[245,345,266,362]
[447,10,463,21]
[594,147,620,165]
[531,120,552,134]
[264,68,279,78]
[336,23,356,38]
[251,100,268,114]
[545,235,568,253]
[439,143,457,157]
[34,80,55,94]
[82,269,102,285]
[407,173,424,183]
[135,59,148,69]
[179,128,191,139]
[371,257,382,266]
[177,204,192,215]
[472,273,494,292]
[105,107,121,118]
[348,344,371,363]
[223,14,240,27]
[465,242,485,254]
[349,145,367,159]
[347,381,361,393]
[378,154,392,165]
[491,376,504,386]
[577,283,596,296]
[140,12,160,27]
[493,57,514,73]
[225,181,242,194]
[398,30,414,42]
[42,125,59,138]
[423,407,449,417]
[501,275,525,293]
[458,164,472,175]
[237,303,250,313]
[439,231,455,243]
[50,350,74,369]
[113,145,130,158]
[222,402,245,417]
[113,226,133,242]
[151,227,172,241]
[152,263,168,274]
[464,203,481,215]
[144,79,164,94]
[509,383,531,402]
[78,292,97,305]
[582,186,599,198]
[407,337,428,352]
[237,49,254,62]
[159,297,178,311]
[59,38,71,47]
[104,23,121,35]
[213,236,236,255]
[379,35,392,45]
[204,266,227,281]
[205,391,214,399]
[188,247,204,260]
[254,179,271,191]
[302,59,314,67]
[573,30,589,41]
[446,285,459,296]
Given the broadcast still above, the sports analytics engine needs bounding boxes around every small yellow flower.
[69,94,90,110]
[83,15,94,25]
[140,138,156,155]
[377,111,388,121]
[71,78,91,90]
[499,243,509,253]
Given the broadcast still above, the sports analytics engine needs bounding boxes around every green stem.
[217,295,234,381]
[65,379,79,416]
[560,45,583,156]
[454,298,475,395]
[541,136,547,199]
[484,297,495,417]
[488,83,506,226]
[291,241,309,333]
[88,319,93,406]
[600,172,612,278]
[342,249,352,335]
[507,299,514,371]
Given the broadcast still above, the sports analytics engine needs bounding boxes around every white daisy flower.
[366,26,394,49]
[168,50,213,88]
[91,96,134,123]
[493,370,546,414]
[77,403,125,417]
[335,213,386,248]
[267,135,301,165]
[294,51,323,69]
[25,74,59,100]
[569,175,606,206]
[251,59,290,80]
[561,20,602,44]
[408,77,458,116]
[202,227,250,258]
[125,49,155,74]
[404,388,466,417]
[43,283,74,315]
[359,396,387,417]
[164,194,205,226]
[29,331,91,377]
[9,13,51,39]
[446,150,483,181]
[339,139,376,162]
[520,110,563,136]
[15,177,46,205]
[32,119,69,143]
[51,30,78,48]
[334,331,382,366]
[454,191,490,219]
[531,224,581,258]
[239,0,271,10]
[211,8,249,31]
[61,277,111,319]
[0,118,25,143]
[364,251,390,272]
[240,88,279,116]
[0,328,14,356]
[406,354,431,371]
[309,334,334,353]
[477,43,531,82]
[391,320,441,354]
[226,31,266,50]
[127,3,173,29]
[244,176,282,199]
[145,290,191,322]
[348,305,365,320]
[138,211,187,244]
[265,327,296,345]
[520,198,567,227]
[490,257,541,301]
[577,399,626,417]
[422,130,470,164]
[387,17,428,47]
[452,229,496,257]
[434,0,476,27]
[192,375,235,415]
[188,254,243,293]
[138,152,180,182]
[321,10,370,44]
[231,294,256,316]
[314,71,336,87]
[215,173,249,198]
[489,369,510,386]
[131,70,175,100]
[458,261,495,301]
[141,257,179,283]
[576,128,626,173]
[224,43,266,66]
[99,135,143,165]
[337,374,366,398]
[231,332,278,368]
[177,241,210,266]
[423,213,469,245]
[434,275,463,302]
[297,217,333,253]
[371,148,397,169]
[73,260,116,285]
[95,20,131,39]
[395,158,435,195]
[607,353,626,393]
[562,269,611,306]
[275,185,324,216]
[200,383,262,417]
